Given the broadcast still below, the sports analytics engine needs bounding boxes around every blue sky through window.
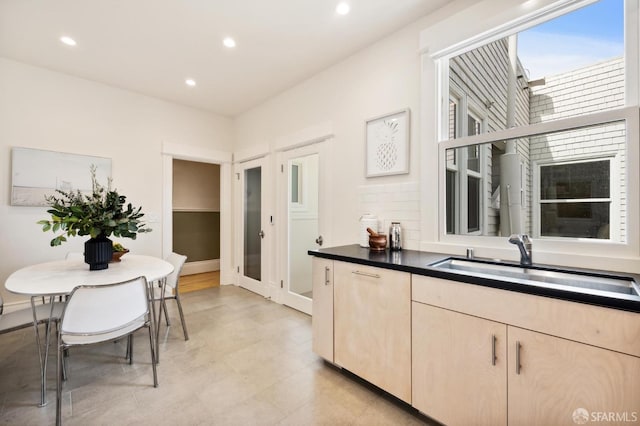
[518,0,623,80]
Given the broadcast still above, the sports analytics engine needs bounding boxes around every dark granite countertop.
[308,244,640,313]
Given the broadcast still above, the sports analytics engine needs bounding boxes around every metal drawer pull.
[516,341,522,374]
[351,271,381,279]
[492,334,497,366]
[324,267,331,285]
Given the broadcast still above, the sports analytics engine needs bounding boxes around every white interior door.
[236,157,268,297]
[278,142,330,314]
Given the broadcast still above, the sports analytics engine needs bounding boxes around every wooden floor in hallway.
[180,271,220,293]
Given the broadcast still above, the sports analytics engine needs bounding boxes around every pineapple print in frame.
[365,109,410,177]
[375,119,399,171]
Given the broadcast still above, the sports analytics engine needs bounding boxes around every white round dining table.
[4,254,173,408]
[5,254,173,296]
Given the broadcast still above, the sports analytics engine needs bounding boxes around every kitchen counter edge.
[308,244,640,313]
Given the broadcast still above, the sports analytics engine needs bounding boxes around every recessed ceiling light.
[185,79,196,87]
[60,36,77,46]
[336,2,350,15]
[223,37,236,48]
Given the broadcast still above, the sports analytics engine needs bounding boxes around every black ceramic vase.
[84,235,113,270]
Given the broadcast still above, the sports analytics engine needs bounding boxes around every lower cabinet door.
[311,257,334,362]
[334,261,411,403]
[412,302,507,426]
[508,326,640,426]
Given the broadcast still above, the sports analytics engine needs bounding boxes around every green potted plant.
[37,165,151,270]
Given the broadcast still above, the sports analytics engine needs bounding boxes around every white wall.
[173,160,221,211]
[234,8,428,252]
[232,0,529,256]
[0,58,233,305]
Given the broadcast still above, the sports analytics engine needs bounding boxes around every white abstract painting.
[11,147,111,206]
[366,109,410,177]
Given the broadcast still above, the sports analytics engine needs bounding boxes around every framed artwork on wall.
[11,147,111,206]
[365,108,410,177]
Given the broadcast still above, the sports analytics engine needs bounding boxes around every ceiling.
[0,0,451,117]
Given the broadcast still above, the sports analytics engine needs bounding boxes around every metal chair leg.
[175,294,189,341]
[148,325,158,387]
[128,334,133,365]
[56,338,63,426]
[162,298,170,326]
[57,321,68,382]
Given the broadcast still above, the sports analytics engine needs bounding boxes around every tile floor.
[0,285,437,425]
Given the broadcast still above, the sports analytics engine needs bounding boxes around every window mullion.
[440,107,635,149]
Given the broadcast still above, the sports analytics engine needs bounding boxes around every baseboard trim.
[182,259,220,276]
[3,299,37,313]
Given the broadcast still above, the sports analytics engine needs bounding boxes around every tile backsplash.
[358,181,420,249]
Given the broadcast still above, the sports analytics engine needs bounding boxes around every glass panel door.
[236,157,267,297]
[244,166,262,281]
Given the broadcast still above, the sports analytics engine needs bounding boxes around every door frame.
[161,142,233,284]
[275,139,332,313]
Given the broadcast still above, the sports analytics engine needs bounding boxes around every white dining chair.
[0,294,63,335]
[156,252,189,341]
[1,294,64,406]
[55,276,157,426]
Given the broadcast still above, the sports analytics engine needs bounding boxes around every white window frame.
[447,84,488,235]
[533,155,620,241]
[430,0,640,260]
[445,95,460,234]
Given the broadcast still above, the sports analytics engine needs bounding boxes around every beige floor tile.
[0,285,432,425]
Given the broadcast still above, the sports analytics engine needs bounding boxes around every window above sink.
[425,0,640,262]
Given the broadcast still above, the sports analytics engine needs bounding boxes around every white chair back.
[165,252,187,290]
[61,276,148,336]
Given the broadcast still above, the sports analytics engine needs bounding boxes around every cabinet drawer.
[412,274,640,357]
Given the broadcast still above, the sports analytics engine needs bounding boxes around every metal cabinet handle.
[315,235,324,246]
[492,334,497,366]
[324,267,331,285]
[351,270,381,279]
[259,230,265,239]
[515,341,522,374]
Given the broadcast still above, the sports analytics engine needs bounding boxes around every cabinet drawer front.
[412,274,640,357]
[334,261,411,403]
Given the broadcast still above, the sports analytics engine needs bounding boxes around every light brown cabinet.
[412,302,507,426]
[310,255,640,424]
[412,274,640,425]
[508,326,640,426]
[334,261,411,403]
[311,257,334,362]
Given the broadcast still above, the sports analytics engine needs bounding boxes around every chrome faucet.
[508,234,532,266]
